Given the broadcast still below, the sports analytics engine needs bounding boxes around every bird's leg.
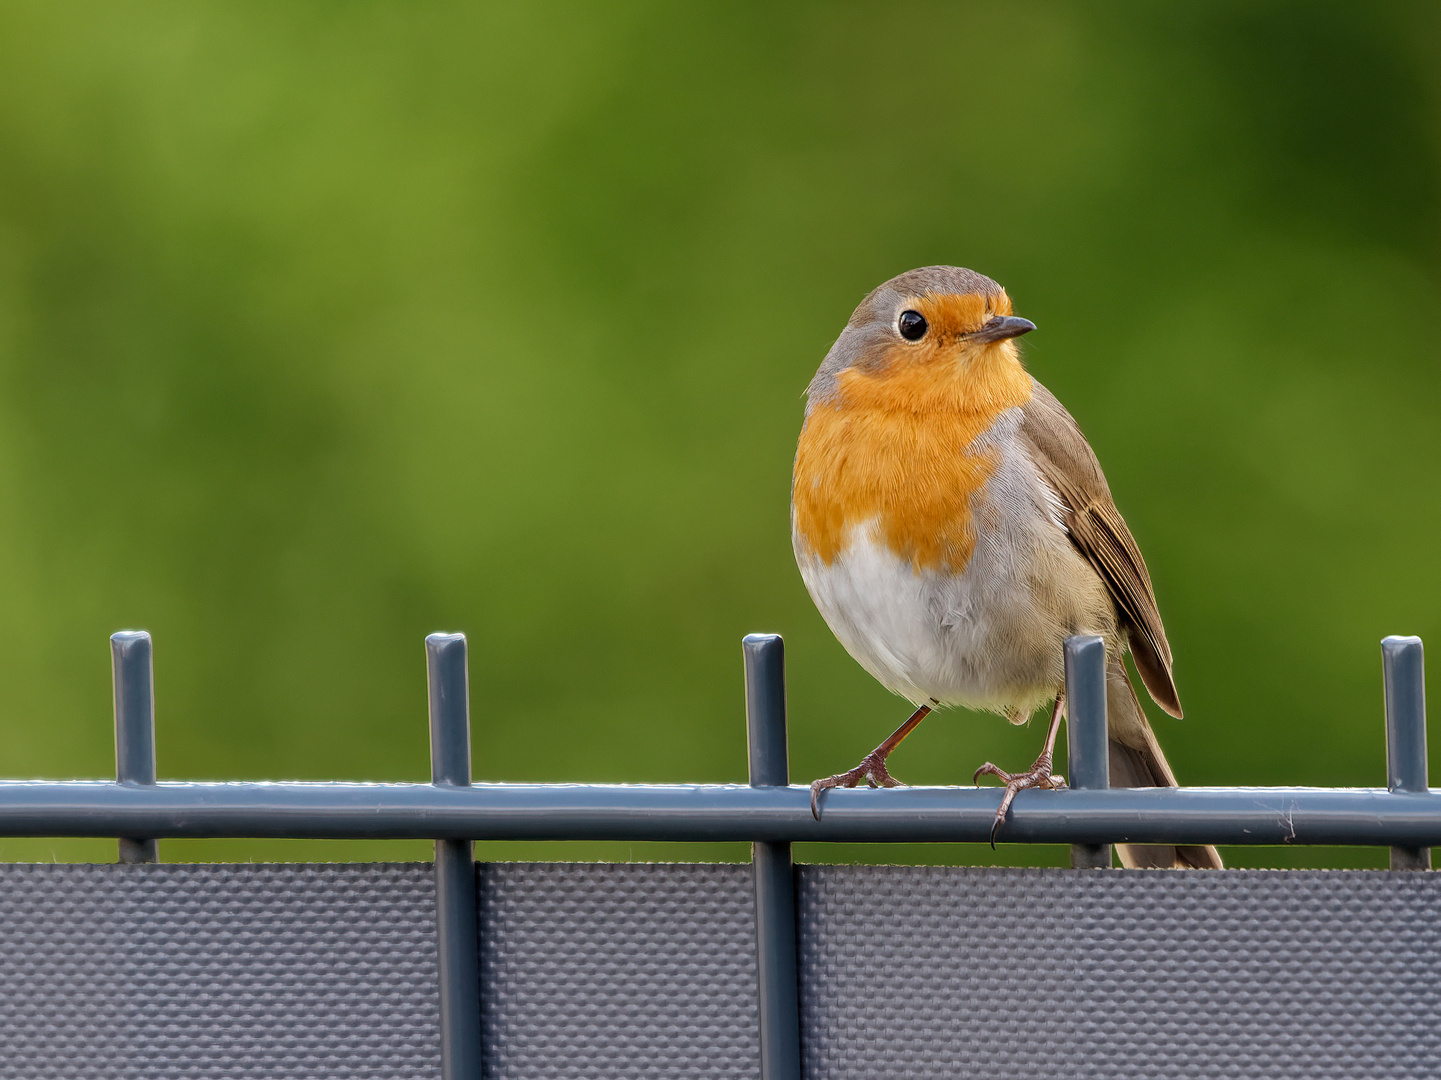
[809,703,932,820]
[973,692,1068,846]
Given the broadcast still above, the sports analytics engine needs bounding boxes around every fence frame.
[0,629,1432,1080]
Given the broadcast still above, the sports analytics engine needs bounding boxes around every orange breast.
[793,346,1033,574]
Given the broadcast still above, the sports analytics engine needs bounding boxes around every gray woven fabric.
[5,861,1441,1078]
[798,865,1441,1079]
[0,863,440,1079]
[479,862,759,1079]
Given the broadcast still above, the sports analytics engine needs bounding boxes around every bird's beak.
[969,315,1036,344]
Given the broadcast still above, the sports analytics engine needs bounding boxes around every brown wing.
[1018,380,1183,718]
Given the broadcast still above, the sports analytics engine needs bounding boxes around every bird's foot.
[809,752,905,820]
[973,754,1067,847]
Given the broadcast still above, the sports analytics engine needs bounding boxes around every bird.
[792,266,1221,870]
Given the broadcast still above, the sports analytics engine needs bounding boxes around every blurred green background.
[0,1,1438,869]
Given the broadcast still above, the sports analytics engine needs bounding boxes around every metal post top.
[427,632,471,789]
[1383,634,1427,800]
[744,634,788,789]
[111,628,155,781]
[1383,634,1424,649]
[1063,633,1108,793]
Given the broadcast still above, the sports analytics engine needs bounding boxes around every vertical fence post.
[1066,635,1112,870]
[112,631,157,865]
[1384,635,1430,871]
[428,633,482,1079]
[744,634,802,1080]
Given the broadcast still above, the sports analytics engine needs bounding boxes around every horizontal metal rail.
[2,780,1439,846]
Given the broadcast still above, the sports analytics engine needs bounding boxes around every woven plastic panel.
[479,862,759,1079]
[6,861,1441,1078]
[0,863,439,1079]
[798,866,1441,1079]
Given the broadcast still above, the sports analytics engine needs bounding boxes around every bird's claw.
[809,752,905,820]
[973,757,1066,848]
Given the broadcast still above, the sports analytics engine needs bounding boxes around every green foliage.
[0,2,1437,868]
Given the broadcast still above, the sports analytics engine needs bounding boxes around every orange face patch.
[793,321,1032,574]
[910,289,1013,339]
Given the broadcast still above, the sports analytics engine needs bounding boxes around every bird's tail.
[1103,659,1223,870]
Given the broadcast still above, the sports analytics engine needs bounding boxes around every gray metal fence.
[0,629,1435,1079]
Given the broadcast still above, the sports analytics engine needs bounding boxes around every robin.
[793,266,1221,870]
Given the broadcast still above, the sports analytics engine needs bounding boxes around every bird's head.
[806,266,1035,411]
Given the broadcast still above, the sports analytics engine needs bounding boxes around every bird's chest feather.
[791,360,1100,710]
[792,356,1034,574]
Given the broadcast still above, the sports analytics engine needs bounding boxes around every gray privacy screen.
[2,862,1439,1078]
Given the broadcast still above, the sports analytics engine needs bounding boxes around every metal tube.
[1065,635,1112,869]
[111,631,157,864]
[10,780,1441,846]
[1384,635,1430,870]
[744,634,801,1080]
[428,633,482,1080]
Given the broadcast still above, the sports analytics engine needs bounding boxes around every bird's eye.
[898,310,927,341]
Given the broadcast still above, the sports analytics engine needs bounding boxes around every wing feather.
[1019,381,1183,718]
